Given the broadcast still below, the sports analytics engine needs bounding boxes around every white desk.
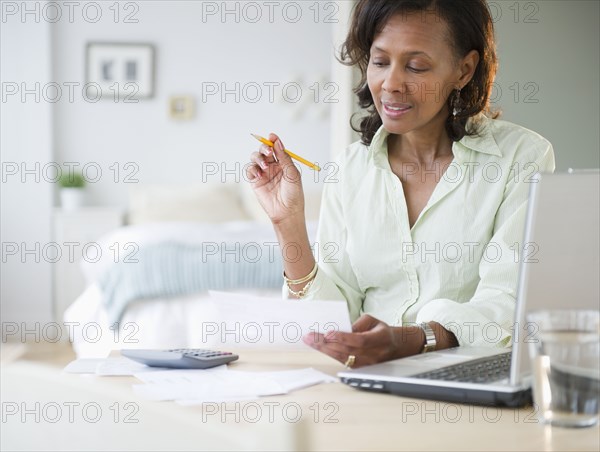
[2,344,598,451]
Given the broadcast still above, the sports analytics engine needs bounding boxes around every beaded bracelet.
[286,277,317,298]
[284,263,318,298]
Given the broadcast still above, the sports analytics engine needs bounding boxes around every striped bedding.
[98,241,284,323]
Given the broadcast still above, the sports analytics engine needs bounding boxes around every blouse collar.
[369,113,502,169]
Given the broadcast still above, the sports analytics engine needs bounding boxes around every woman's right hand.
[247,133,305,225]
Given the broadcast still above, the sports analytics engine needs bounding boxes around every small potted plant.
[58,171,86,212]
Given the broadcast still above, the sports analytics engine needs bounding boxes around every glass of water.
[527,310,600,428]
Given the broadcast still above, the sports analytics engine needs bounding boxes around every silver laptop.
[338,170,600,407]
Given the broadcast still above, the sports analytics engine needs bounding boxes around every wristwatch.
[419,322,437,353]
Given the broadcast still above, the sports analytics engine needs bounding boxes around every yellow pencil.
[251,134,321,172]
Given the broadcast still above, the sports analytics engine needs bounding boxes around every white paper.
[63,359,106,374]
[132,367,336,402]
[96,357,161,376]
[207,291,352,347]
[175,396,259,406]
[133,365,229,384]
[64,357,161,376]
[256,368,337,392]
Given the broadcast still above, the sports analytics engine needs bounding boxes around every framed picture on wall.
[86,42,155,100]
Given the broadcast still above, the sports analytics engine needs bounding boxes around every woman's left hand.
[302,314,426,368]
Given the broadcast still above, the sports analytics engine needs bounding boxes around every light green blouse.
[286,114,556,347]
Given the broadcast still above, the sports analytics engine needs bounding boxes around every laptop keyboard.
[413,352,512,384]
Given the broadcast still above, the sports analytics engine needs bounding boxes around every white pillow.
[128,183,250,224]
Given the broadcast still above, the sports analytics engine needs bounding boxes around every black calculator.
[121,348,239,369]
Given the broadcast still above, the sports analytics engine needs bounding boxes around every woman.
[247,0,554,368]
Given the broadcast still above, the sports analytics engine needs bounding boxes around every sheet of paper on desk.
[133,365,228,384]
[63,357,162,376]
[132,367,336,403]
[95,357,164,376]
[64,358,107,374]
[208,290,352,347]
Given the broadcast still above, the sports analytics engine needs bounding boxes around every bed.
[64,182,321,357]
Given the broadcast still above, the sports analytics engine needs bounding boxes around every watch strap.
[420,322,437,353]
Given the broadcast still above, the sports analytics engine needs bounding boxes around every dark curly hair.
[340,0,500,145]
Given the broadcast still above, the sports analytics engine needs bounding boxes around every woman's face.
[367,12,477,137]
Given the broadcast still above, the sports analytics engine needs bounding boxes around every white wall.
[330,0,359,158]
[492,0,599,170]
[1,12,54,324]
[52,1,336,209]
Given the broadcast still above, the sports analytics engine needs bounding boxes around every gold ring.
[344,355,356,369]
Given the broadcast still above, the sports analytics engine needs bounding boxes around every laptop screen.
[511,170,600,384]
